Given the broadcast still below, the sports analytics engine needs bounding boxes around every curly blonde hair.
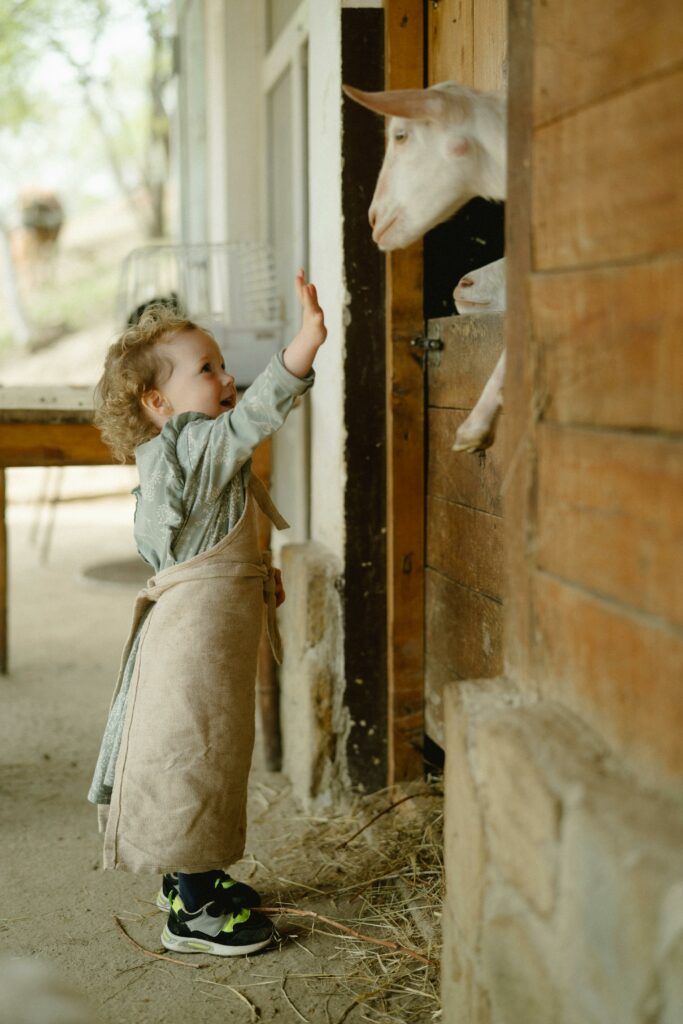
[95,304,198,462]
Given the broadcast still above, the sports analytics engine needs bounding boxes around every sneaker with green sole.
[161,893,274,957]
[156,873,261,912]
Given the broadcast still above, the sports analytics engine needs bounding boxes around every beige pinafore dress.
[102,475,287,874]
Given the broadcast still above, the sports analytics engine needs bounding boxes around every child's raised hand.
[283,270,328,378]
[295,269,327,350]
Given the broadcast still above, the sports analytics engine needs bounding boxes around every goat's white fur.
[453,257,506,315]
[344,81,508,452]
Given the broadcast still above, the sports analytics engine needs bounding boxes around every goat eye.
[394,130,407,143]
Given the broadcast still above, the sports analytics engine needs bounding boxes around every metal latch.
[410,334,443,368]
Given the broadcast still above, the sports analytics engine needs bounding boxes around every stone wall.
[442,679,683,1024]
[279,541,350,809]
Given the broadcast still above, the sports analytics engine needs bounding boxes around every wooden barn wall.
[423,0,507,747]
[429,0,507,91]
[506,0,683,781]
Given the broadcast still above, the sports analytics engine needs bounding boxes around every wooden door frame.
[384,0,426,783]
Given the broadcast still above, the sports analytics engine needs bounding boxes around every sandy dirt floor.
[0,475,441,1023]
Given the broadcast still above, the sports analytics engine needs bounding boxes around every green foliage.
[0,1,163,129]
[0,0,172,234]
[0,0,43,126]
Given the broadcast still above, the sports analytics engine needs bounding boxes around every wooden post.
[385,0,425,783]
[503,0,536,684]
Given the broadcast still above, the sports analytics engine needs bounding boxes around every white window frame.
[262,1,309,275]
[260,1,311,542]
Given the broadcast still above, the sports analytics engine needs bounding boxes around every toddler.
[88,270,327,956]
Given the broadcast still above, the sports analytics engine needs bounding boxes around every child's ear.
[141,388,171,420]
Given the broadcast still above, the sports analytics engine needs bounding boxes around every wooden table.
[0,386,113,673]
[0,388,279,764]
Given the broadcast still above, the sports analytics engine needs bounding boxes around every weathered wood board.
[533,572,683,778]
[533,70,683,270]
[533,0,683,125]
[429,0,507,90]
[385,0,426,782]
[531,254,683,432]
[536,425,683,626]
[425,313,506,745]
[425,567,503,745]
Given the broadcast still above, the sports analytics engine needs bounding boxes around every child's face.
[154,329,236,422]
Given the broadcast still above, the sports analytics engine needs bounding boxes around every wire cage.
[117,242,283,387]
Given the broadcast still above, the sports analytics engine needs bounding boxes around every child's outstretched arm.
[283,270,328,379]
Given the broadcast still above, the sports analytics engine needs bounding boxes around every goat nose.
[369,206,376,229]
[461,277,474,288]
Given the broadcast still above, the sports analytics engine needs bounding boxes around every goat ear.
[343,84,448,121]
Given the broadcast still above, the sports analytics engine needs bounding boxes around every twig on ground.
[259,907,437,967]
[337,793,441,850]
[336,1000,358,1024]
[282,978,309,1023]
[276,875,327,895]
[113,915,200,970]
[199,979,259,1021]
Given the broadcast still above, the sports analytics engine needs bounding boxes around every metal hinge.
[410,333,443,369]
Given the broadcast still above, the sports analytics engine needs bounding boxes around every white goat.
[343,82,507,452]
[453,256,506,314]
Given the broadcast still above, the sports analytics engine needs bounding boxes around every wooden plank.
[537,425,683,626]
[534,0,683,126]
[428,407,504,515]
[532,255,683,432]
[503,0,536,683]
[429,0,474,86]
[386,0,425,782]
[533,70,683,271]
[424,567,503,744]
[428,313,505,408]
[428,0,506,90]
[0,424,114,467]
[472,0,507,91]
[426,494,504,600]
[0,386,96,423]
[533,572,683,778]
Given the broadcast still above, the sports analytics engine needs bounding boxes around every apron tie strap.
[249,474,290,531]
[262,551,284,664]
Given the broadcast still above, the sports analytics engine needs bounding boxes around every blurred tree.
[0,0,173,237]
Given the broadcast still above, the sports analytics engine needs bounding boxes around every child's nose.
[221,370,234,386]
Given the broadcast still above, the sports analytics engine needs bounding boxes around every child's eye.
[201,362,212,373]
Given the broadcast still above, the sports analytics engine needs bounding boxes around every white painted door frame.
[262,1,310,543]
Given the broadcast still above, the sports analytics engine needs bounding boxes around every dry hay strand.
[257,780,443,1023]
[338,801,443,1022]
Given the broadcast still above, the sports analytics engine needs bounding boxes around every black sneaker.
[161,893,274,957]
[156,872,261,912]
[213,874,262,912]
[156,873,179,910]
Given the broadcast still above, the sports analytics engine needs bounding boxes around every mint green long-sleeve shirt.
[88,351,313,806]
